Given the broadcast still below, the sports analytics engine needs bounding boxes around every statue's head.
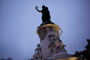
[42,5,45,8]
[37,44,40,47]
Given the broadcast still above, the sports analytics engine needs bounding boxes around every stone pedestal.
[37,24,59,59]
[31,24,87,60]
[36,24,71,59]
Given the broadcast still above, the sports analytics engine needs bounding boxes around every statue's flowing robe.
[41,7,51,23]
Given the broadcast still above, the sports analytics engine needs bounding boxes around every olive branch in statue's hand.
[35,6,42,12]
[35,6,38,10]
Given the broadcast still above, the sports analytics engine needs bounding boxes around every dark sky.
[0,0,90,60]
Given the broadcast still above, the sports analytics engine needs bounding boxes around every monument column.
[35,5,71,60]
[36,24,64,59]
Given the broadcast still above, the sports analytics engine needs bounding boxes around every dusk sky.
[0,0,90,60]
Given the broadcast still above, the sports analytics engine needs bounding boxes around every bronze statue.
[35,5,54,26]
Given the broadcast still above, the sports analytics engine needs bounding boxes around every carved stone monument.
[31,5,85,60]
[36,24,71,60]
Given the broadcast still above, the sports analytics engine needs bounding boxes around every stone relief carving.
[48,34,66,55]
[48,34,55,55]
[37,25,61,40]
[53,40,62,53]
[33,44,42,60]
[39,27,47,40]
[54,40,67,53]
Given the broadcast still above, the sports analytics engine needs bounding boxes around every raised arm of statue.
[35,6,42,12]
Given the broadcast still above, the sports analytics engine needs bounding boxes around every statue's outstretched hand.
[35,6,41,12]
[35,6,38,10]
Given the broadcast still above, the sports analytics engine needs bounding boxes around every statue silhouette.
[35,5,54,26]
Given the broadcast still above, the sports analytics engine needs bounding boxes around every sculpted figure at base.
[48,34,66,55]
[35,5,54,26]
[53,40,62,53]
[48,40,54,55]
[34,44,42,60]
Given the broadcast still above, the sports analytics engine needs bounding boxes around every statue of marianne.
[35,5,54,26]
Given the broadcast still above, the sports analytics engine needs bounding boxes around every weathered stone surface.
[40,31,56,59]
[39,27,71,59]
[34,24,71,60]
[38,27,47,40]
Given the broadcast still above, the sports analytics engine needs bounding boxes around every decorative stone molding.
[36,24,63,39]
[35,24,72,59]
[47,34,67,56]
